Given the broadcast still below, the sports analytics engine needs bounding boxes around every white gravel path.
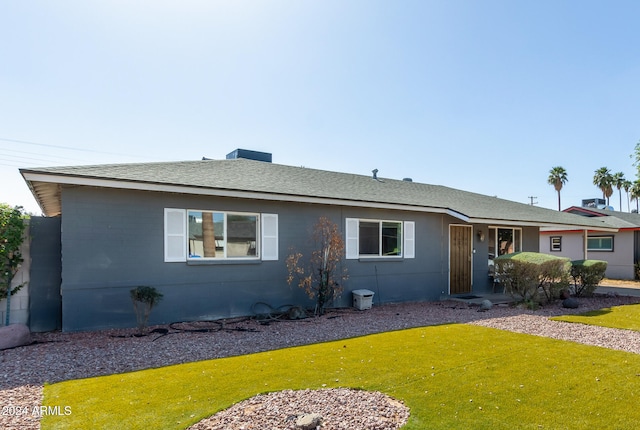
[470,313,640,354]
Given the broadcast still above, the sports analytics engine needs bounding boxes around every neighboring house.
[540,206,640,280]
[21,150,614,332]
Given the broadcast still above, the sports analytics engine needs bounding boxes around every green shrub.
[538,257,571,302]
[494,252,570,304]
[1,204,28,325]
[570,260,607,297]
[130,286,163,334]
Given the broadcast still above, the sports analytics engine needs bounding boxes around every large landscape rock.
[477,299,493,312]
[0,324,31,350]
[562,298,579,309]
[296,413,322,430]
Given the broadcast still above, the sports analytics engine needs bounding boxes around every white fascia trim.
[23,173,471,218]
[539,225,618,233]
[469,218,550,227]
[472,218,618,231]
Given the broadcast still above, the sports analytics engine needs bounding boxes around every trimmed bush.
[130,286,163,334]
[494,252,571,304]
[570,260,607,297]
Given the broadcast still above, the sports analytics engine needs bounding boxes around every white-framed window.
[345,218,415,259]
[188,210,259,259]
[587,235,613,251]
[164,208,278,262]
[550,236,562,252]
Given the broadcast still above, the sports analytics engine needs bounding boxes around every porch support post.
[583,229,588,260]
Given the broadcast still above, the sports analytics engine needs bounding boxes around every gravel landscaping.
[3,292,640,429]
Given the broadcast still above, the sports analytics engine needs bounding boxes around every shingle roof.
[565,206,640,229]
[20,159,615,230]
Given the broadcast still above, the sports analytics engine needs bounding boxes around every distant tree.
[0,204,27,326]
[593,167,614,206]
[631,180,640,213]
[632,140,640,176]
[612,172,626,212]
[547,166,568,211]
[623,179,633,212]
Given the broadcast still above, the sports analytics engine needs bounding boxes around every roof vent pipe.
[403,178,413,182]
[372,169,378,180]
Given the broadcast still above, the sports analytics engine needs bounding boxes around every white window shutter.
[345,218,359,259]
[164,208,186,262]
[261,214,278,261]
[404,221,415,259]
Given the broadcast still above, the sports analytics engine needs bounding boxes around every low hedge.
[494,252,571,304]
[570,259,607,297]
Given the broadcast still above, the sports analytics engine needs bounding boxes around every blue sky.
[1,1,639,215]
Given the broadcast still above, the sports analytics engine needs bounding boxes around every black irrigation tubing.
[110,302,311,341]
[149,319,259,342]
[251,302,295,321]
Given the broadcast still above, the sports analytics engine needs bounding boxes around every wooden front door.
[450,225,472,294]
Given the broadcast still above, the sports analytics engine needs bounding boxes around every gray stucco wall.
[28,216,62,332]
[58,186,543,331]
[60,186,453,331]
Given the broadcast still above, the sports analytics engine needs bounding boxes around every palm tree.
[547,166,568,211]
[593,167,614,206]
[623,179,633,212]
[612,172,626,211]
[631,180,640,213]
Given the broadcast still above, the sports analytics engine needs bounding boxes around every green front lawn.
[552,303,640,331]
[43,324,640,429]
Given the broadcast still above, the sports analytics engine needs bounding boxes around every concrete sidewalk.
[448,283,640,305]
[596,285,640,297]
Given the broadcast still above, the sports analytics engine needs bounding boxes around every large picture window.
[188,210,258,259]
[164,208,278,262]
[346,218,414,259]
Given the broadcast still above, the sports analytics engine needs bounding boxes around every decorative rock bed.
[187,388,410,430]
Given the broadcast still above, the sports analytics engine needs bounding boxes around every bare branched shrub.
[286,217,348,315]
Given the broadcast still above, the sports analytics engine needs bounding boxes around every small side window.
[587,236,614,252]
[550,236,562,252]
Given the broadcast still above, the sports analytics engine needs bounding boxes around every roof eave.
[539,225,618,233]
[466,217,616,231]
[24,172,601,231]
[21,172,472,219]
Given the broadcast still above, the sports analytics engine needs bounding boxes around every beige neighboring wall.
[540,228,635,280]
